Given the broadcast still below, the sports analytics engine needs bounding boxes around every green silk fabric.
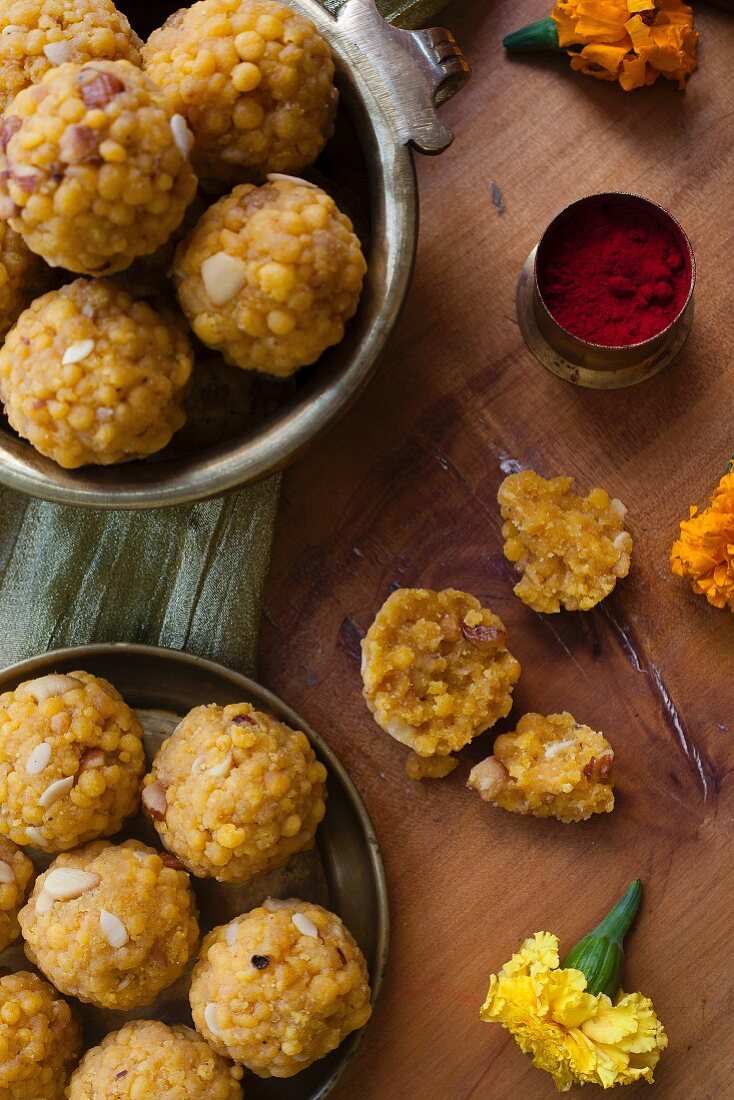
[0,0,454,676]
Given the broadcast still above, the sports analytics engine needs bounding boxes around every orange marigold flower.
[552,0,699,90]
[670,471,734,611]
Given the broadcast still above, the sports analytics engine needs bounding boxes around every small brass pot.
[0,0,470,509]
[517,192,695,389]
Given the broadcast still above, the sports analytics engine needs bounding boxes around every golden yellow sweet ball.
[0,669,145,851]
[0,59,197,275]
[19,840,200,1010]
[173,177,366,377]
[0,279,194,468]
[0,0,142,115]
[0,970,81,1100]
[142,701,327,883]
[0,836,35,951]
[68,1020,243,1100]
[0,219,51,341]
[142,0,338,183]
[190,898,372,1078]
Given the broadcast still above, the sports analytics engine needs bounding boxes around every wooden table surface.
[261,3,734,1097]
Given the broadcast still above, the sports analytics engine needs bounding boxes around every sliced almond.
[544,739,576,760]
[170,113,193,158]
[225,922,238,947]
[1,26,23,35]
[201,252,248,307]
[39,775,74,808]
[79,748,104,771]
[17,674,79,703]
[204,1002,224,1038]
[611,498,628,518]
[61,339,94,366]
[24,826,47,848]
[266,173,317,189]
[613,531,631,550]
[262,897,292,912]
[206,753,233,778]
[191,755,205,775]
[26,741,52,776]
[43,868,100,902]
[142,780,167,820]
[0,860,14,884]
[292,912,319,939]
[99,909,129,948]
[467,757,509,802]
[42,40,70,65]
[35,890,53,915]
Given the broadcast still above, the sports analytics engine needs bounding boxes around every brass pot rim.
[533,190,696,352]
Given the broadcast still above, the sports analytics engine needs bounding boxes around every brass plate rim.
[0,642,389,1100]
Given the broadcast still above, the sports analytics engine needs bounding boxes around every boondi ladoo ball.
[142,0,338,182]
[0,970,81,1100]
[0,670,144,851]
[67,1019,243,1100]
[0,279,194,468]
[19,840,200,1010]
[0,836,34,950]
[173,177,366,377]
[190,897,372,1078]
[0,220,51,340]
[0,59,197,274]
[0,0,141,114]
[142,701,327,883]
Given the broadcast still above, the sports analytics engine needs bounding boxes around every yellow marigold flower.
[555,0,699,90]
[480,932,667,1092]
[670,470,734,610]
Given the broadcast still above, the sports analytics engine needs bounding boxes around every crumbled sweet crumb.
[498,470,633,613]
[467,711,615,823]
[362,587,521,757]
[405,752,459,781]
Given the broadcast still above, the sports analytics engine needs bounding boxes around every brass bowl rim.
[533,190,696,351]
[0,0,418,510]
[0,641,390,1100]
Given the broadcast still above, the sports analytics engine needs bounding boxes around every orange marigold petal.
[670,472,734,611]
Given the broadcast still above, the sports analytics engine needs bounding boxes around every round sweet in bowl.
[0,670,145,851]
[142,701,327,882]
[190,897,372,1077]
[0,970,81,1100]
[67,1019,243,1099]
[19,839,200,1008]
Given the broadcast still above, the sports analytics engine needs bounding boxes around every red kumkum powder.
[537,199,691,346]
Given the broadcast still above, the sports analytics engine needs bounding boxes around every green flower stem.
[503,17,561,53]
[561,880,643,999]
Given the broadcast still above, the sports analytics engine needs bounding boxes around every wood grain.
[261,3,734,1096]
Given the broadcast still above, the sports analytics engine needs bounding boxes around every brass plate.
[0,644,389,1100]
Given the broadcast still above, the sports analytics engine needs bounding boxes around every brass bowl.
[517,192,695,389]
[0,642,389,1100]
[0,0,469,508]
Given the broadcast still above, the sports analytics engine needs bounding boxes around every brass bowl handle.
[336,0,471,154]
